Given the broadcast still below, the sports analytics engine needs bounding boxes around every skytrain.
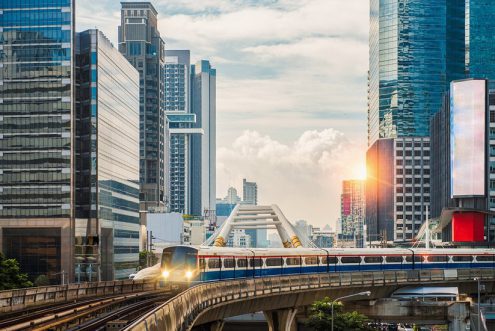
[133,245,495,282]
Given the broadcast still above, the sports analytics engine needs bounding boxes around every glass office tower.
[118,2,167,211]
[0,0,75,283]
[76,30,140,281]
[467,0,495,87]
[366,0,465,243]
[368,0,465,144]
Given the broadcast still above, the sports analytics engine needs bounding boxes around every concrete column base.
[263,308,297,331]
[448,302,469,331]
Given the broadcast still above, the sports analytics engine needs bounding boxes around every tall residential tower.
[119,2,167,211]
[165,50,202,214]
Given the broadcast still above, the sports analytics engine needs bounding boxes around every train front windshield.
[161,246,198,281]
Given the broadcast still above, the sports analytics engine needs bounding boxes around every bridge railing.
[0,279,160,314]
[125,268,495,331]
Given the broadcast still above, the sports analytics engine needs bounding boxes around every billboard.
[450,79,486,198]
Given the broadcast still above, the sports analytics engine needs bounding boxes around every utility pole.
[425,205,430,249]
[147,230,154,267]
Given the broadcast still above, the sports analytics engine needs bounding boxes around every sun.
[353,164,367,180]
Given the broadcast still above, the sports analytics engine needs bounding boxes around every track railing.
[0,279,159,314]
[125,268,495,331]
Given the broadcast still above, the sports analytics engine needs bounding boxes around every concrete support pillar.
[209,320,224,331]
[263,308,298,331]
[448,302,469,331]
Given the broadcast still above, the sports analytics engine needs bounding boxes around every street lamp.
[474,277,482,330]
[331,291,371,331]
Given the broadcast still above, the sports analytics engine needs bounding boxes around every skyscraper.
[0,0,76,282]
[165,50,201,214]
[340,180,366,247]
[242,179,265,247]
[0,3,141,282]
[466,0,495,87]
[119,2,167,211]
[366,0,466,243]
[190,60,216,216]
[368,0,465,144]
[243,179,258,205]
[74,29,140,281]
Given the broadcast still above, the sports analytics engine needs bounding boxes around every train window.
[208,258,221,269]
[341,257,361,264]
[452,256,473,262]
[385,256,403,263]
[223,258,235,268]
[266,258,283,267]
[476,255,495,262]
[428,255,448,262]
[237,259,248,268]
[249,258,263,268]
[321,256,338,264]
[364,256,383,263]
[199,258,206,269]
[286,257,301,266]
[405,256,422,263]
[305,257,318,265]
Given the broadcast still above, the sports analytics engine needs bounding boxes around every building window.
[128,42,142,56]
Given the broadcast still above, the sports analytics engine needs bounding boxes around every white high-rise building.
[190,60,216,216]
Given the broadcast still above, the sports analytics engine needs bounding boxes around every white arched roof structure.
[204,204,317,248]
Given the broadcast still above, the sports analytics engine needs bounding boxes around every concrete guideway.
[204,204,316,248]
[125,268,495,331]
[0,279,169,314]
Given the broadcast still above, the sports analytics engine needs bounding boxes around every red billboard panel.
[452,212,485,242]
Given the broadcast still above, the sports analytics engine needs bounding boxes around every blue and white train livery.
[157,246,495,282]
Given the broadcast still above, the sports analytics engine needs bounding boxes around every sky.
[77,0,369,229]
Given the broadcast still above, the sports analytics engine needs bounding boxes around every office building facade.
[340,180,366,247]
[190,60,216,216]
[0,0,75,283]
[75,30,140,281]
[366,0,467,242]
[366,139,395,243]
[467,0,495,87]
[243,178,258,205]
[119,2,167,211]
[431,80,495,243]
[368,0,465,144]
[0,3,141,282]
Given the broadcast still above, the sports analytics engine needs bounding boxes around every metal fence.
[0,279,159,314]
[125,268,495,331]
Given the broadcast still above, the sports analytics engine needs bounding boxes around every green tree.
[306,297,372,331]
[0,253,33,290]
[34,274,51,287]
[139,250,158,269]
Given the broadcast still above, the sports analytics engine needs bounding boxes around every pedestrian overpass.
[124,268,495,331]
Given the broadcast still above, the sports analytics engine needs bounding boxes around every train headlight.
[162,270,170,278]
[185,270,193,279]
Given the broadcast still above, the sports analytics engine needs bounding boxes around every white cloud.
[218,130,365,227]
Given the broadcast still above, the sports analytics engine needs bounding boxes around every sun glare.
[353,164,367,180]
